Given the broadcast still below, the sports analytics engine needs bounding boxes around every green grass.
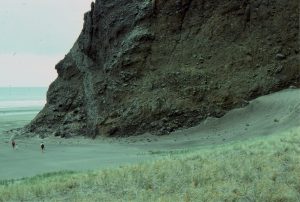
[137,148,194,156]
[1,127,300,202]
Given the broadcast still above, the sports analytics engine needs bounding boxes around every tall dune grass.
[1,127,299,202]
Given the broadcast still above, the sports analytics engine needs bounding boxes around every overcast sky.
[0,0,93,87]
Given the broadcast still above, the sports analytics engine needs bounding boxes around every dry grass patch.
[1,127,300,201]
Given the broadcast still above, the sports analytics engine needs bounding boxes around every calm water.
[0,87,47,115]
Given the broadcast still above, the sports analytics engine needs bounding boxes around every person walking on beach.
[40,142,45,153]
[11,140,16,150]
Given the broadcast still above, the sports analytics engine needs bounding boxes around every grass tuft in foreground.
[1,128,300,201]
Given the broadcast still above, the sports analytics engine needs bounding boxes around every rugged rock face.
[27,0,299,138]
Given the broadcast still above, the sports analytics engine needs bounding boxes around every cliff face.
[27,0,299,137]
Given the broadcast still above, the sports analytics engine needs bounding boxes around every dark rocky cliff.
[27,0,299,137]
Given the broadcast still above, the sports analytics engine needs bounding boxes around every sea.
[0,87,47,117]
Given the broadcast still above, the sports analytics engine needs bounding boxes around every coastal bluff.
[27,0,299,137]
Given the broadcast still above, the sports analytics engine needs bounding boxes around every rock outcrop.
[27,0,299,138]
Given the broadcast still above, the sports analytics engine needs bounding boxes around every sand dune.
[0,89,299,180]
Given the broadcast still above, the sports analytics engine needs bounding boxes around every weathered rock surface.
[27,0,299,138]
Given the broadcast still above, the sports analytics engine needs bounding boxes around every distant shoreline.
[0,107,42,116]
[0,87,46,128]
[0,86,48,88]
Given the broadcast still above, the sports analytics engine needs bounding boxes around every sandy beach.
[0,88,299,180]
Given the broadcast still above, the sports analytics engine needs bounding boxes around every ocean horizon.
[0,87,47,116]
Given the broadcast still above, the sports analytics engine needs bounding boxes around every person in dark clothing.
[40,143,45,152]
[11,140,16,149]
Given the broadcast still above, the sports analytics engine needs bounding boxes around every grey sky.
[0,0,93,86]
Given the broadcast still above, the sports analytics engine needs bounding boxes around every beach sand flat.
[0,89,299,180]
